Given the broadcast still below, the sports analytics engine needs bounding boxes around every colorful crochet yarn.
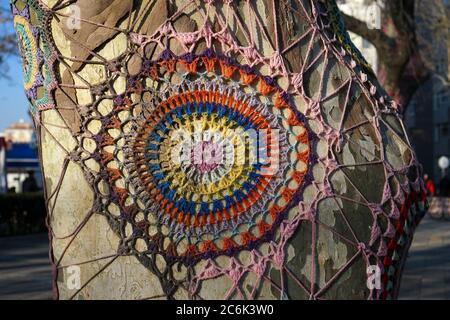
[12,0,57,114]
[11,0,427,300]
[99,51,315,264]
[14,15,39,91]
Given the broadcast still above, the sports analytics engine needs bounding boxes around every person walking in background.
[22,170,38,193]
[424,174,436,197]
[439,174,450,197]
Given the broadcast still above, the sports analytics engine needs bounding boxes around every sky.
[0,56,30,131]
[0,2,30,132]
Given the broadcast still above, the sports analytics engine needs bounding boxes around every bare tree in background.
[0,6,17,77]
[340,0,449,110]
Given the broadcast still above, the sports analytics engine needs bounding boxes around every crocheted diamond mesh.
[11,0,427,300]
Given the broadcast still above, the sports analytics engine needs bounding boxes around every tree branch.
[340,11,390,52]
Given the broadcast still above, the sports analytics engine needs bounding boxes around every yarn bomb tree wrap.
[11,0,426,300]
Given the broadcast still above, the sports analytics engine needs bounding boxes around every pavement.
[0,233,52,300]
[398,215,450,299]
[0,215,449,300]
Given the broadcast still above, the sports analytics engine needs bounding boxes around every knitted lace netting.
[11,0,426,300]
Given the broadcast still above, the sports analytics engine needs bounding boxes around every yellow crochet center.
[150,113,258,202]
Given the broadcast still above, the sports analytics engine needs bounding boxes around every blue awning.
[5,143,40,171]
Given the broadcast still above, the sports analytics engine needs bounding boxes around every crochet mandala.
[11,0,426,300]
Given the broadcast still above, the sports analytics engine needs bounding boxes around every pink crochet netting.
[12,0,427,300]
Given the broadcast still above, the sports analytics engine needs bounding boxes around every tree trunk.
[11,0,426,300]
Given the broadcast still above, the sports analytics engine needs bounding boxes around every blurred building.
[0,136,7,193]
[0,120,42,193]
[3,119,34,143]
[406,1,450,182]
